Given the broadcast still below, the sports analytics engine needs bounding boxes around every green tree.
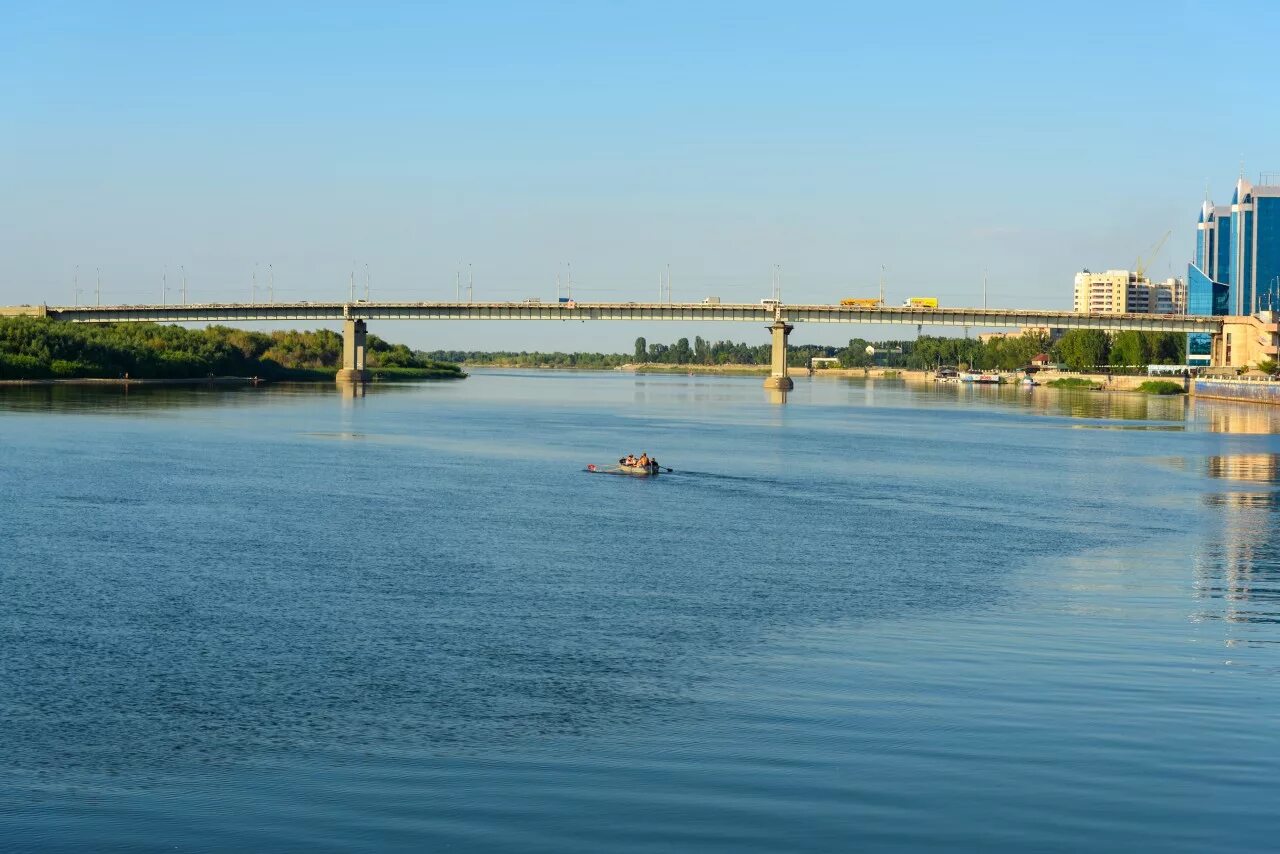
[839,338,872,368]
[1109,331,1149,367]
[1055,329,1109,371]
[634,336,647,361]
[693,335,709,364]
[1149,332,1185,364]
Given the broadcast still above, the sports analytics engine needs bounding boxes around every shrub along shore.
[0,317,463,382]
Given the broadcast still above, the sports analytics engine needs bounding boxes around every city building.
[1155,277,1187,314]
[1188,175,1280,364]
[978,326,1064,345]
[1072,270,1183,315]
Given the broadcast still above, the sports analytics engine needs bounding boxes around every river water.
[2,372,1278,852]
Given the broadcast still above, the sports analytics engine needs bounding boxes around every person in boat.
[622,454,637,466]
[638,452,650,468]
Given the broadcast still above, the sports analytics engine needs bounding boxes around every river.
[2,371,1278,852]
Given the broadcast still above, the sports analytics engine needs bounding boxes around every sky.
[3,0,1278,352]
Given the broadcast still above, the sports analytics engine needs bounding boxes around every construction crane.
[1136,229,1172,280]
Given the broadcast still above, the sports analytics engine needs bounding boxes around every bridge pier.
[763,320,794,391]
[336,318,369,383]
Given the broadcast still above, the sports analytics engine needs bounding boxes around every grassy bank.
[1135,380,1185,395]
[1045,377,1101,390]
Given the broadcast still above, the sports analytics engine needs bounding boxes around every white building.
[1072,270,1186,315]
[1153,277,1187,314]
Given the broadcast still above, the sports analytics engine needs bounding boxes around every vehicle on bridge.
[840,298,885,308]
[761,298,781,308]
[903,297,939,308]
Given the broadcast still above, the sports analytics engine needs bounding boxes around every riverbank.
[474,362,1177,392]
[0,316,464,382]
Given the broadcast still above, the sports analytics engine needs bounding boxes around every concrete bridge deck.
[25,301,1224,333]
[3,300,1239,391]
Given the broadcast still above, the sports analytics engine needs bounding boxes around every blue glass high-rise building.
[1187,177,1280,363]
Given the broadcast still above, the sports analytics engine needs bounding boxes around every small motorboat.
[619,463,661,475]
[586,461,668,476]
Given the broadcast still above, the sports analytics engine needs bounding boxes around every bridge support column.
[337,318,369,383]
[763,320,794,390]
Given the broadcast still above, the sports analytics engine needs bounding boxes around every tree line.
[431,336,876,368]
[431,330,1188,373]
[904,330,1185,372]
[0,317,463,380]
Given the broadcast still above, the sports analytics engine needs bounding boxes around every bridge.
[3,300,1236,388]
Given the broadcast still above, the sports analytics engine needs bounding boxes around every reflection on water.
[921,382,1189,424]
[1192,452,1280,632]
[1025,388,1186,422]
[1205,454,1280,484]
[0,381,412,413]
[339,381,367,401]
[1193,398,1280,434]
[1195,493,1280,631]
[911,378,1280,434]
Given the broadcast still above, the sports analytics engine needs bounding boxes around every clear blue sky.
[3,0,1276,351]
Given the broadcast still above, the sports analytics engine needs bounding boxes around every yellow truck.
[902,297,939,308]
[840,298,885,308]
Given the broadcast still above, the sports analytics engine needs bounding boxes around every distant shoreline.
[0,373,465,387]
[462,362,775,375]
[464,362,895,377]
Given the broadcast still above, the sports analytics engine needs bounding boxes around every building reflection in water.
[1193,398,1280,434]
[1195,453,1280,635]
